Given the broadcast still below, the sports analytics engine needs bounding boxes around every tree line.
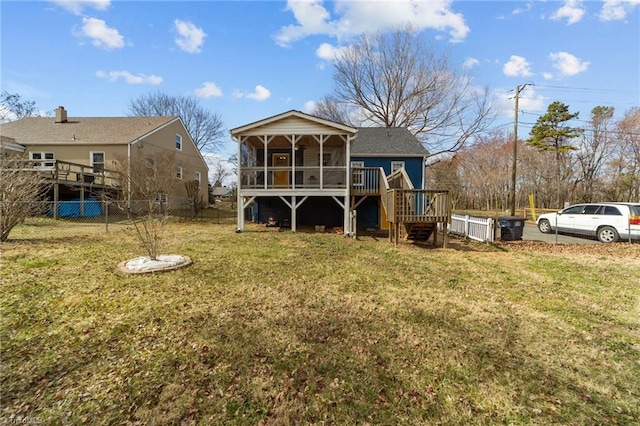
[426,104,640,210]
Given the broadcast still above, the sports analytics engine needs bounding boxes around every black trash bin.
[498,216,524,241]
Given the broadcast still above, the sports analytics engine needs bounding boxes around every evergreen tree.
[527,101,583,207]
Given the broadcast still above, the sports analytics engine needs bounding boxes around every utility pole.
[510,83,532,216]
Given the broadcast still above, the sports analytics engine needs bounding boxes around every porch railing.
[240,166,348,190]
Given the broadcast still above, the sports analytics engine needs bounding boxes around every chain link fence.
[1,199,237,241]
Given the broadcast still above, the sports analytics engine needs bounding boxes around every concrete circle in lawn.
[118,254,192,274]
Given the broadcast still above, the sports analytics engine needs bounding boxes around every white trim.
[175,133,183,151]
[29,151,55,169]
[391,161,405,173]
[90,151,105,173]
[176,165,183,180]
[230,110,357,136]
[194,171,201,185]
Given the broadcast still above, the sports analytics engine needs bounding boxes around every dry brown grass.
[1,222,639,425]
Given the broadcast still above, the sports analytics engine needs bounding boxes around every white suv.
[537,203,640,243]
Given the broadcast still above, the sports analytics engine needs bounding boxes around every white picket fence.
[449,214,495,243]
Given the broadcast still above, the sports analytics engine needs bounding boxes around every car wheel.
[597,226,619,243]
[538,219,552,234]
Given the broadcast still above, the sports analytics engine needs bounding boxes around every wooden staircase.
[405,223,435,241]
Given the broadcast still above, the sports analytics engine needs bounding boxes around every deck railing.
[392,189,451,223]
[3,159,120,187]
[351,167,381,194]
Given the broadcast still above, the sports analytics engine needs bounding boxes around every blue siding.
[351,156,424,189]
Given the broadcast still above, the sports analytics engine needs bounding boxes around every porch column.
[291,195,296,232]
[344,134,352,235]
[263,136,268,190]
[236,136,244,231]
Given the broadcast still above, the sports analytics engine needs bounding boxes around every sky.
[1,0,639,182]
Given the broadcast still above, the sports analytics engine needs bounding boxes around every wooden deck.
[351,167,451,246]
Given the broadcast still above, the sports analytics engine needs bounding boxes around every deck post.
[443,222,448,248]
[53,183,59,220]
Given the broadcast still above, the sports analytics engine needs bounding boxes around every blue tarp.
[56,198,102,218]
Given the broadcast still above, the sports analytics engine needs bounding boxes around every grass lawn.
[1,222,639,425]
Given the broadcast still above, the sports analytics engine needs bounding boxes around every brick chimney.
[55,106,68,123]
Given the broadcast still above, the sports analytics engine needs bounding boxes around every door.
[273,153,290,187]
[556,204,584,232]
[574,204,603,235]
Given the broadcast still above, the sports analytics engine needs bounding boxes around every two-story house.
[231,110,450,244]
[0,106,209,213]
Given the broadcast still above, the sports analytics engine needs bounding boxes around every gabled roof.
[0,116,179,145]
[230,110,357,137]
[351,127,427,157]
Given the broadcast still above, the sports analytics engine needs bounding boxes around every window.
[351,161,364,186]
[603,206,622,216]
[176,166,183,180]
[582,205,601,214]
[175,134,182,151]
[194,171,201,186]
[391,161,405,173]
[29,151,55,169]
[90,151,105,174]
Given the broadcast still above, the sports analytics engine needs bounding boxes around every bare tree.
[210,160,233,187]
[611,107,640,201]
[112,152,179,260]
[313,27,494,159]
[1,91,47,121]
[574,106,616,202]
[128,91,225,153]
[0,148,51,241]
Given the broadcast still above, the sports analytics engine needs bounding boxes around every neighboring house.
[231,110,450,243]
[0,106,209,209]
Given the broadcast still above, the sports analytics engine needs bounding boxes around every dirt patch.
[496,240,640,258]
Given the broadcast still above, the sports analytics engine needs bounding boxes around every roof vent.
[55,106,68,123]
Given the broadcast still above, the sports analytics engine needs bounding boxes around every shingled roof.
[351,127,427,157]
[0,116,178,145]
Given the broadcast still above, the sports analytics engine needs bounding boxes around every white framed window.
[351,161,364,186]
[391,161,405,173]
[176,166,183,180]
[175,134,183,151]
[29,151,55,169]
[90,151,105,173]
[194,171,201,186]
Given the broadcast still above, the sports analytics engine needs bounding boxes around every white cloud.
[551,0,585,24]
[462,57,479,69]
[246,85,271,101]
[549,51,589,76]
[194,82,223,98]
[233,85,271,102]
[302,100,316,113]
[78,17,124,50]
[503,55,533,77]
[599,0,640,20]
[495,86,546,117]
[315,42,351,63]
[275,0,470,46]
[49,0,110,15]
[543,72,554,80]
[96,70,162,85]
[174,19,206,53]
[511,2,534,15]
